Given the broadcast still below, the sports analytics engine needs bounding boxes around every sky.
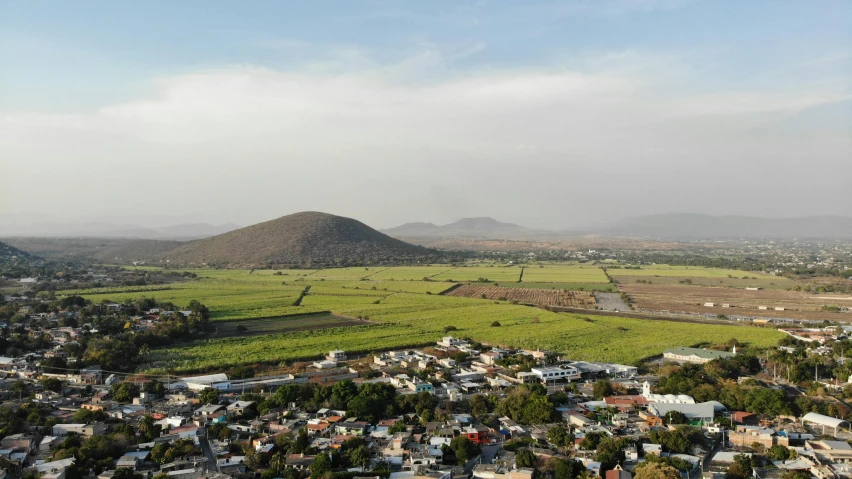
[1,0,850,231]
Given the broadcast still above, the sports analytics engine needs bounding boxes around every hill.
[384,217,532,238]
[159,211,437,266]
[1,237,185,262]
[0,215,239,239]
[0,241,35,264]
[604,213,852,239]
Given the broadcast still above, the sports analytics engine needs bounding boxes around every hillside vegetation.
[158,211,438,267]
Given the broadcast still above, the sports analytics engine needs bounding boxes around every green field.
[522,264,610,283]
[73,265,786,372]
[144,301,784,373]
[605,265,772,278]
[214,313,365,337]
[430,265,523,282]
[499,282,616,292]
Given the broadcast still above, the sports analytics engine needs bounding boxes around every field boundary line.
[362,267,390,279]
[429,266,458,279]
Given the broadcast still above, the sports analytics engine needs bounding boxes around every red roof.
[604,395,648,407]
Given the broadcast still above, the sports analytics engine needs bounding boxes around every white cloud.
[1,49,849,227]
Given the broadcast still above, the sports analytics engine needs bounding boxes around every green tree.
[310,453,332,477]
[635,463,681,479]
[110,382,141,403]
[767,445,794,461]
[199,387,220,405]
[113,468,142,479]
[725,454,755,479]
[448,436,481,465]
[547,426,574,449]
[593,380,614,399]
[664,410,688,425]
[516,449,537,468]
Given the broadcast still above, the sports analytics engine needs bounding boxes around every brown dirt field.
[446,284,596,308]
[619,283,852,321]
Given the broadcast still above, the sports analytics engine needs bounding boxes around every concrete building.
[663,346,736,364]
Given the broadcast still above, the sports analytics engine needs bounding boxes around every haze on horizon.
[1,0,850,232]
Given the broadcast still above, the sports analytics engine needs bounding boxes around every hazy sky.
[1,0,850,230]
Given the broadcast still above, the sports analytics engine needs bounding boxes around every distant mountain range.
[602,213,852,239]
[385,213,852,240]
[383,217,533,238]
[0,220,240,239]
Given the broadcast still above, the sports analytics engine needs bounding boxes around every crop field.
[522,264,610,283]
[308,267,382,281]
[430,265,523,282]
[446,284,596,308]
[72,265,792,373]
[143,300,785,373]
[499,282,616,292]
[366,266,456,281]
[214,313,365,338]
[605,265,775,279]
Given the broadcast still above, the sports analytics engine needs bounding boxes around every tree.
[310,453,332,477]
[199,387,219,405]
[635,463,681,479]
[138,415,161,442]
[725,454,755,479]
[516,448,537,468]
[142,380,165,396]
[112,468,142,479]
[41,377,63,393]
[767,445,794,461]
[448,436,481,465]
[110,382,140,403]
[491,321,501,327]
[664,410,688,425]
[593,380,614,399]
[547,426,574,449]
[552,458,586,479]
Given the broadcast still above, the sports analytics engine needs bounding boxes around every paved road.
[198,431,219,473]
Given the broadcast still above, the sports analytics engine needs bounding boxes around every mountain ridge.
[383,216,531,238]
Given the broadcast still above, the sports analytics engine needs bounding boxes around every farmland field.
[430,265,523,282]
[446,284,596,308]
[522,264,609,283]
[605,265,776,279]
[143,303,785,373]
[214,313,366,338]
[499,282,616,292]
[71,265,790,373]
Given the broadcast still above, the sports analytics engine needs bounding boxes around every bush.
[491,321,501,327]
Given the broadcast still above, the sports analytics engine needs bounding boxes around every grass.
[214,313,365,337]
[498,282,616,292]
[522,264,610,283]
[605,265,775,279]
[430,265,523,282]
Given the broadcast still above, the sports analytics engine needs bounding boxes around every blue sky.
[1,0,850,229]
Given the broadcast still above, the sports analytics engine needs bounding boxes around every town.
[5,301,852,479]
